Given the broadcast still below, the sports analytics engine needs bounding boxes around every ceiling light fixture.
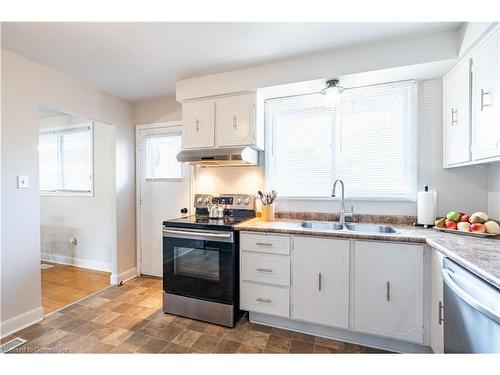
[320,79,345,105]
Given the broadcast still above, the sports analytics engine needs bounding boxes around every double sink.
[299,221,398,234]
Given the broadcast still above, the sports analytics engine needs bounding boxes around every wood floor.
[41,262,110,314]
[4,276,390,354]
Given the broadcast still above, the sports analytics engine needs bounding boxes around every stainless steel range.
[162,194,255,327]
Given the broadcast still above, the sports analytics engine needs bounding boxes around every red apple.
[460,214,470,222]
[445,220,457,230]
[470,223,486,233]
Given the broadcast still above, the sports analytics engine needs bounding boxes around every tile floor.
[3,277,389,354]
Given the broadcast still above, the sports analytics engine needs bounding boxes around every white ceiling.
[1,22,462,102]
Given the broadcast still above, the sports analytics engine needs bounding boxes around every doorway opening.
[38,107,116,314]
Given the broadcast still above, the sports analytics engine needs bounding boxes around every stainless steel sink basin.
[345,223,398,234]
[299,221,343,231]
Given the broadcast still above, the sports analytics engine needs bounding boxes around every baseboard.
[110,267,137,285]
[41,252,111,272]
[0,307,44,339]
[249,312,433,354]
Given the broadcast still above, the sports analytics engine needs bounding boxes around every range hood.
[176,147,259,167]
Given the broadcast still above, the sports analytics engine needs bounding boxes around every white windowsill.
[40,191,94,198]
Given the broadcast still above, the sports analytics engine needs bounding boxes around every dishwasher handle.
[442,269,500,324]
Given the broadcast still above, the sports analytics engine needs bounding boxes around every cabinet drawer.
[240,232,290,255]
[241,252,290,286]
[240,282,289,317]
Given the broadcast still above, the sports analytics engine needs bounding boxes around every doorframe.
[135,121,193,277]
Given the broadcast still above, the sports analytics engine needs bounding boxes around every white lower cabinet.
[353,241,424,343]
[430,248,444,353]
[291,236,350,329]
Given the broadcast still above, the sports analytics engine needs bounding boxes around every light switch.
[17,175,29,189]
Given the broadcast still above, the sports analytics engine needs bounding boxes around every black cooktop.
[163,215,253,231]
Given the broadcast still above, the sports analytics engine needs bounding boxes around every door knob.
[180,208,188,214]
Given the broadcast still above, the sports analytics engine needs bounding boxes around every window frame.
[143,131,183,182]
[264,80,418,202]
[39,122,95,197]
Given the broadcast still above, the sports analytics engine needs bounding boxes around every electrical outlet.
[17,175,29,189]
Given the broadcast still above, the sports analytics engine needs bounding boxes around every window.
[266,81,418,200]
[145,133,182,179]
[39,124,93,194]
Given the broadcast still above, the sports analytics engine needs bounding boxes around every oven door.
[163,228,236,305]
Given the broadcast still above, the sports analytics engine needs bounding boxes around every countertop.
[235,218,500,289]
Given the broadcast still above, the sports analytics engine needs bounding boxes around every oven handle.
[163,228,232,239]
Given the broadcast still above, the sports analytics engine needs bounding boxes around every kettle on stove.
[208,203,224,219]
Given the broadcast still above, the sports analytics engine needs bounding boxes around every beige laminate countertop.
[235,218,500,289]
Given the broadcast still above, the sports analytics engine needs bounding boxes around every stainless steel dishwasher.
[442,258,500,353]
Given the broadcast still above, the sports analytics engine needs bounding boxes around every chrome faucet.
[331,179,353,225]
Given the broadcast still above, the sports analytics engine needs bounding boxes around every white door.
[139,125,191,277]
[353,241,424,343]
[444,58,472,166]
[182,100,215,149]
[292,236,350,329]
[472,28,500,160]
[215,93,255,147]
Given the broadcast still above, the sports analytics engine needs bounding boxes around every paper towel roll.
[417,189,437,225]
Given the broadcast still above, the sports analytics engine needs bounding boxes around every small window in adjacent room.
[39,124,94,195]
[265,80,418,201]
[145,133,182,180]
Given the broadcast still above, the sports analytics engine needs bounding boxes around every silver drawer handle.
[232,115,238,129]
[256,268,273,273]
[438,301,444,325]
[256,297,272,303]
[386,281,391,302]
[318,273,322,291]
[195,119,200,131]
[255,242,273,247]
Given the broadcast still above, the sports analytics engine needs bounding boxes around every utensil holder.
[261,203,275,222]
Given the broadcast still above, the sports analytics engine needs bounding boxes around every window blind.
[265,80,418,200]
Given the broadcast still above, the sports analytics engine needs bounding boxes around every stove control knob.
[204,197,210,204]
[243,198,250,205]
[196,197,203,204]
[237,198,242,205]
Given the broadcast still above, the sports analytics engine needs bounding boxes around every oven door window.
[174,247,220,281]
[163,237,235,304]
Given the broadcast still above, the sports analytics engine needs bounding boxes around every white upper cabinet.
[353,241,424,343]
[181,92,263,150]
[292,236,350,329]
[443,25,500,167]
[182,99,215,149]
[471,28,500,161]
[444,58,472,166]
[215,93,256,147]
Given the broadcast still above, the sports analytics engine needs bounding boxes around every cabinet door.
[182,100,215,149]
[444,57,471,166]
[472,29,500,160]
[430,249,444,353]
[354,241,423,343]
[215,93,256,147]
[292,237,349,329]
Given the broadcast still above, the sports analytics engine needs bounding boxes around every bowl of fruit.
[434,211,500,237]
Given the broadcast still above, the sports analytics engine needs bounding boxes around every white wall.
[1,49,135,337]
[134,96,181,125]
[40,119,116,272]
[488,164,500,218]
[176,29,459,101]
